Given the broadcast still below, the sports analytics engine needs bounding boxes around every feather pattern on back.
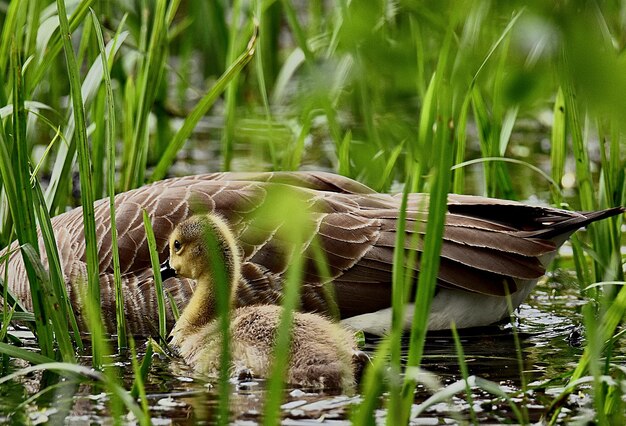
[2,171,623,334]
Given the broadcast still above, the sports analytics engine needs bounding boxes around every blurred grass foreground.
[0,0,625,424]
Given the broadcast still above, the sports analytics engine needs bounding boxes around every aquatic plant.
[0,0,623,424]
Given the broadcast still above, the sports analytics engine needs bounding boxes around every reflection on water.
[1,273,623,424]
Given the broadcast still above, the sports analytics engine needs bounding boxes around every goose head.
[168,214,242,336]
[168,214,241,295]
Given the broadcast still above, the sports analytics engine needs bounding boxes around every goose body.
[168,214,357,390]
[2,172,623,335]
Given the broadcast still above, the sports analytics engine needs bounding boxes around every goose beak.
[160,259,177,280]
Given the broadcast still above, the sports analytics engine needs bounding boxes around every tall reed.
[0,1,624,424]
[90,9,128,350]
[56,0,102,367]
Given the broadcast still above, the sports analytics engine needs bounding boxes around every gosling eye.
[173,240,182,252]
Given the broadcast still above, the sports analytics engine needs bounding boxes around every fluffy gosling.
[168,213,359,390]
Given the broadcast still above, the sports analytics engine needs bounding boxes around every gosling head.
[168,214,241,293]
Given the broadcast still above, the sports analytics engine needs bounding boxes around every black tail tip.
[583,206,625,223]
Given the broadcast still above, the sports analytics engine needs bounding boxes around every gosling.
[168,213,358,390]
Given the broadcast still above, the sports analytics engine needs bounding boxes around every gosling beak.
[160,259,177,281]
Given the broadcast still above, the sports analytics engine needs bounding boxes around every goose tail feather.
[526,206,624,240]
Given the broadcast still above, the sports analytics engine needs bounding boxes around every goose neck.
[177,275,218,330]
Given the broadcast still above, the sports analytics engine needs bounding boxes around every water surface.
[2,265,621,425]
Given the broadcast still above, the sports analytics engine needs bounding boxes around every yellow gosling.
[168,213,358,390]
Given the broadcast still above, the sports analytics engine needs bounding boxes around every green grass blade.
[254,3,278,168]
[165,289,180,321]
[56,0,102,368]
[263,238,304,426]
[221,0,243,172]
[90,8,127,350]
[548,280,626,424]
[124,0,169,190]
[416,73,437,169]
[452,157,559,192]
[309,238,340,321]
[151,25,259,181]
[0,0,27,73]
[281,0,314,62]
[131,339,154,399]
[471,88,496,196]
[351,339,391,425]
[560,53,595,212]
[583,301,607,425]
[4,311,34,323]
[283,116,311,171]
[0,359,147,423]
[198,208,232,425]
[452,93,471,194]
[551,87,566,205]
[31,178,83,351]
[504,288,528,423]
[261,194,310,426]
[379,143,405,191]
[43,30,128,214]
[20,244,76,362]
[142,209,167,340]
[470,8,524,86]
[410,375,524,421]
[30,0,96,91]
[0,342,56,365]
[401,63,455,426]
[129,337,151,424]
[386,182,411,426]
[8,39,54,358]
[451,324,478,425]
[338,130,352,177]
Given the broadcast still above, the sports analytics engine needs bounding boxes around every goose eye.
[174,240,182,252]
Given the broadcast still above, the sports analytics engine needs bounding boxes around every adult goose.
[2,172,624,335]
[168,213,357,389]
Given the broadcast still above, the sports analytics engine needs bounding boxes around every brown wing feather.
[3,172,621,336]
